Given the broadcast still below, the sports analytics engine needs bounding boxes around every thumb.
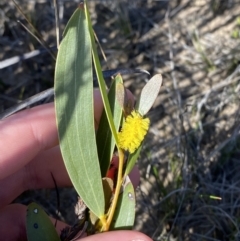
[79,230,152,241]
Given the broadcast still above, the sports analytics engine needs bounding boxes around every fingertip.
[129,165,140,189]
[0,103,57,180]
[109,157,140,189]
[93,89,104,129]
[0,203,27,241]
[126,89,135,107]
[0,203,69,241]
[79,230,152,241]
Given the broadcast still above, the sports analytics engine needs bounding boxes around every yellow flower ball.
[118,110,150,153]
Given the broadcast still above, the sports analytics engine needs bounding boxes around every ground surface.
[1,0,240,240]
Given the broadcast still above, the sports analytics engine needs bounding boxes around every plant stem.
[104,149,124,230]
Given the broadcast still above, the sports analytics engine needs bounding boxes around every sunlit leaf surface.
[110,176,135,230]
[137,74,162,116]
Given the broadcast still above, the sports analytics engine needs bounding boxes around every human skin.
[0,90,152,241]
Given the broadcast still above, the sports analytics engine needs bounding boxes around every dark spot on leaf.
[33,223,38,229]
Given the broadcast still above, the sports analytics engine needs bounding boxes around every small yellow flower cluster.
[118,110,150,154]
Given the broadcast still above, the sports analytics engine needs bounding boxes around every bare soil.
[1,0,240,240]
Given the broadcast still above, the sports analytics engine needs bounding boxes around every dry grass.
[1,0,240,240]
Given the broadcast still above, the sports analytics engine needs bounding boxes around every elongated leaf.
[84,3,119,148]
[136,74,162,116]
[110,176,135,230]
[54,6,105,218]
[97,75,123,177]
[116,82,134,116]
[26,202,60,241]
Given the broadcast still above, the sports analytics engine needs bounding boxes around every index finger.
[0,90,104,180]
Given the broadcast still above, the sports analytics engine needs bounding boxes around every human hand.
[0,90,152,241]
